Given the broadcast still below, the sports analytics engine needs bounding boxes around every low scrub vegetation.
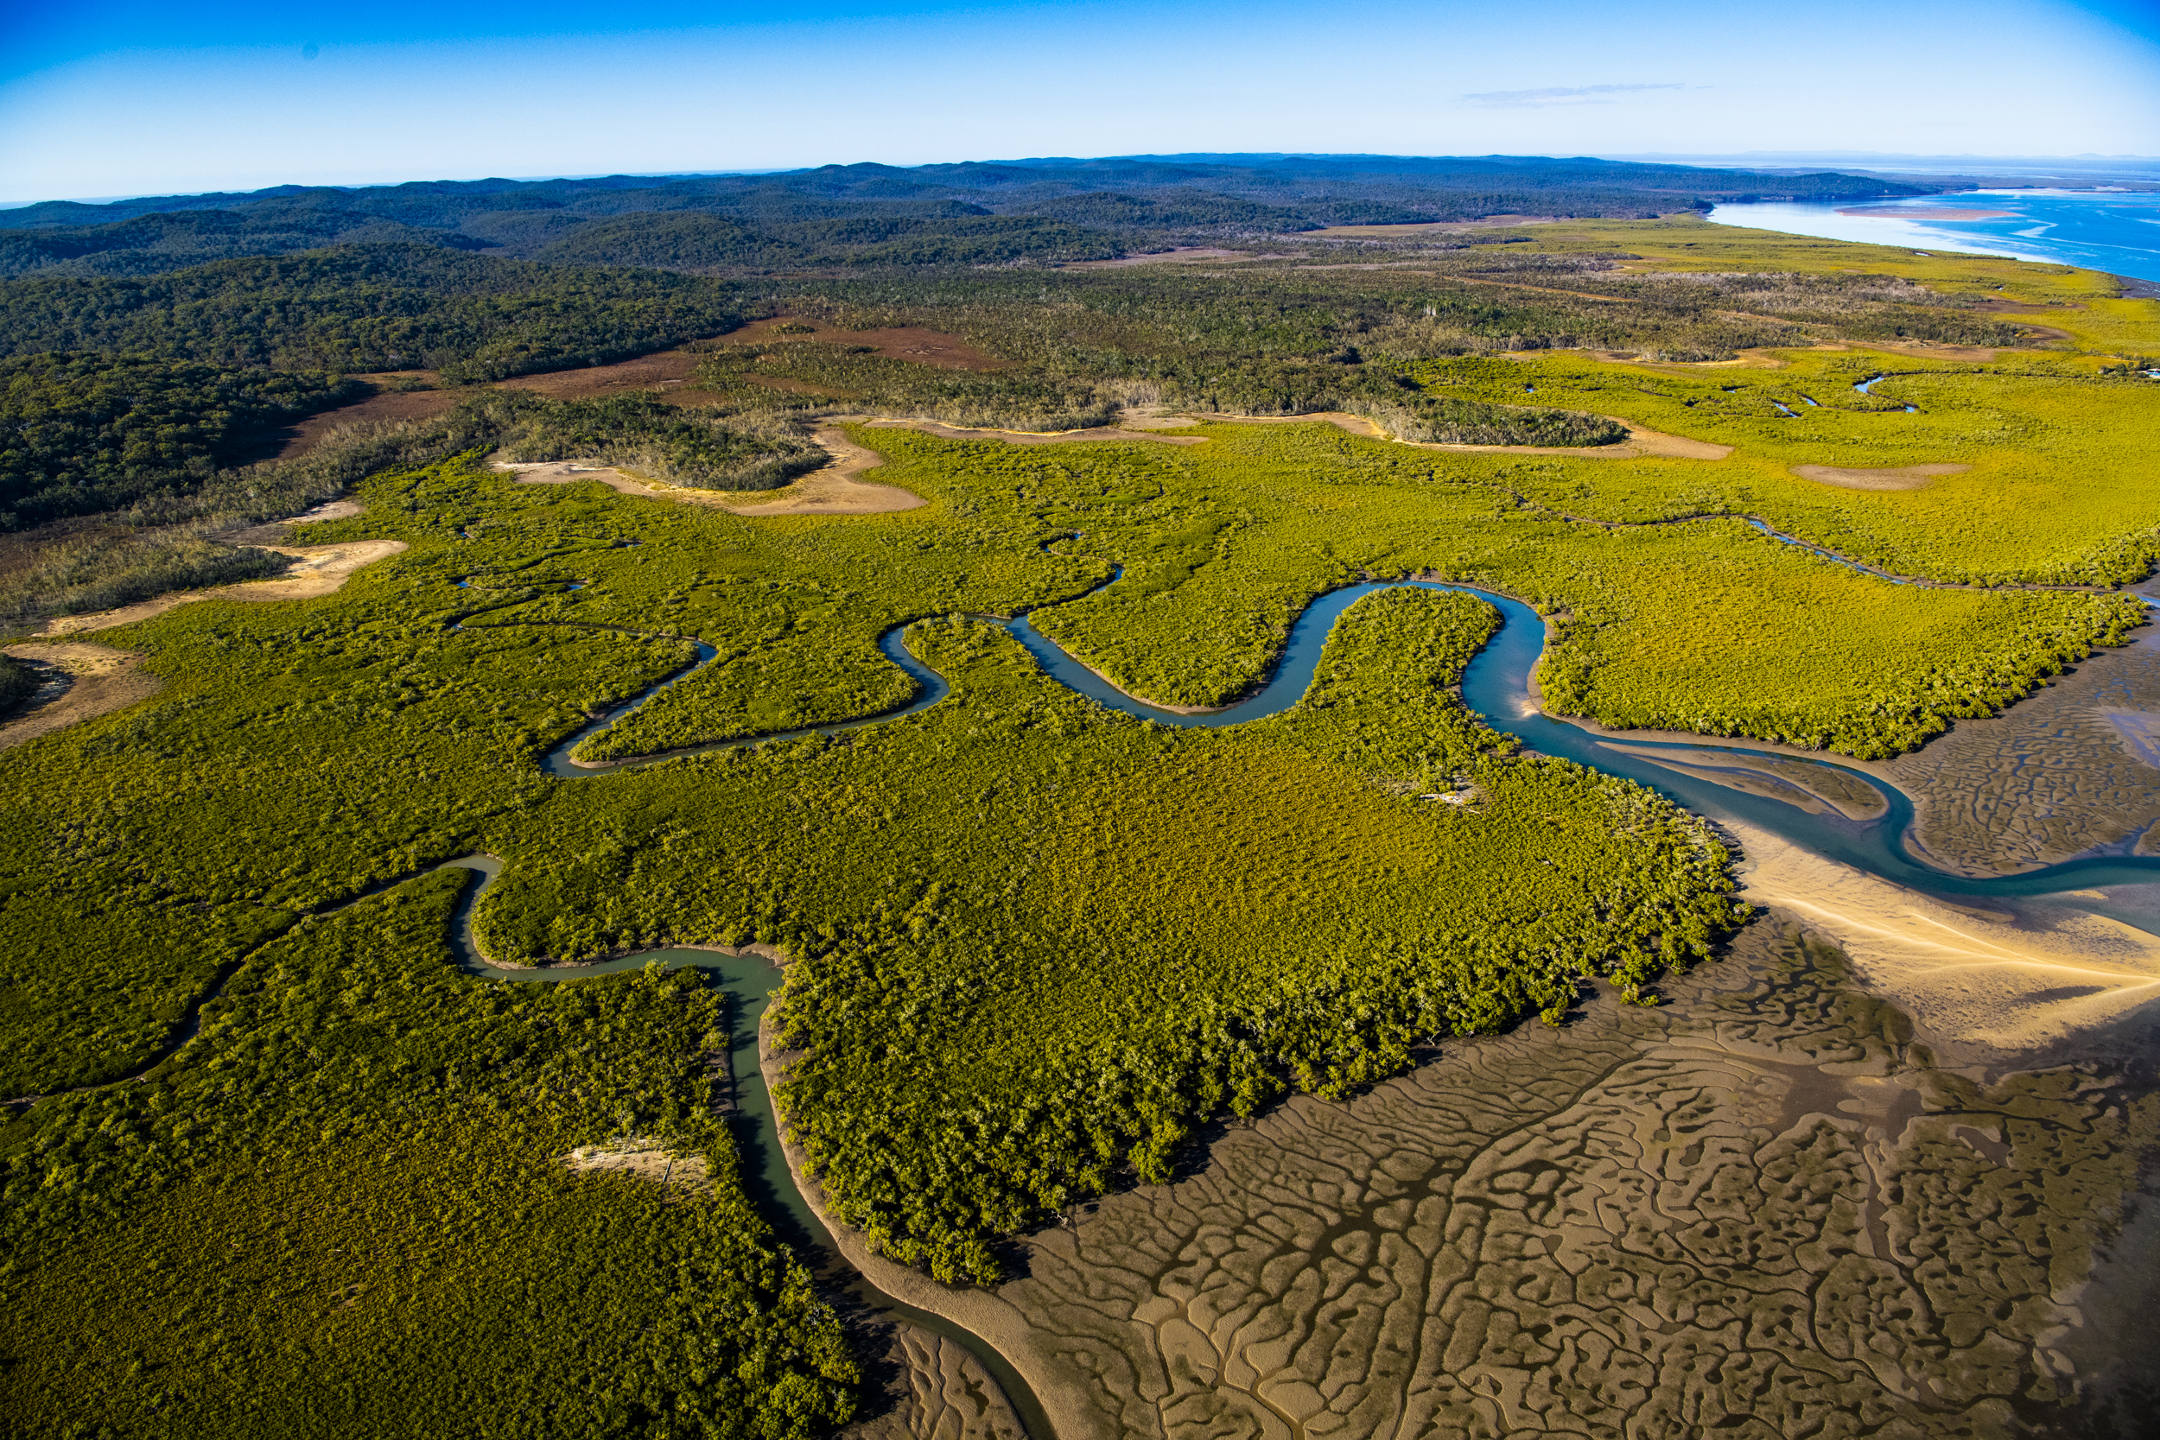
[0,872,857,1437]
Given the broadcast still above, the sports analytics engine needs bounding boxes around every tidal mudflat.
[1891,627,2160,878]
[913,919,2158,1440]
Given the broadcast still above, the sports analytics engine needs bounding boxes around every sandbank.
[0,643,160,752]
[34,540,409,638]
[1836,206,2014,221]
[1600,741,1887,821]
[1730,816,2160,1054]
[1792,462,1971,492]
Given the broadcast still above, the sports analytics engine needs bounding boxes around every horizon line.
[7,148,2160,211]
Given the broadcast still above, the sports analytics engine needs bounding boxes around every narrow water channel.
[492,564,2160,1439]
[437,855,1057,1440]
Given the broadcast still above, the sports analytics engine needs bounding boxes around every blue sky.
[2,0,2157,201]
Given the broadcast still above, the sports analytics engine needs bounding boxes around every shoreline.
[1726,816,2160,1059]
[757,1009,1094,1440]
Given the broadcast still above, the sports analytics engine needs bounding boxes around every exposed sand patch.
[1585,343,1868,372]
[1730,816,2160,1052]
[1669,349,1792,369]
[714,428,928,516]
[1062,247,1254,269]
[1183,409,1734,459]
[864,418,1203,448]
[503,429,926,517]
[1186,409,1392,439]
[225,497,368,546]
[500,458,713,504]
[1601,741,1887,821]
[0,643,160,751]
[1605,423,1735,459]
[34,540,410,638]
[565,1137,710,1192]
[1872,340,2000,362]
[1837,206,2014,221]
[1792,461,1971,491]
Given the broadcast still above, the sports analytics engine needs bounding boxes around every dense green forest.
[0,245,741,379]
[0,352,357,529]
[678,242,2027,436]
[0,386,824,632]
[0,154,1927,278]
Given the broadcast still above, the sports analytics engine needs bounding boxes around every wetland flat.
[10,181,2160,1440]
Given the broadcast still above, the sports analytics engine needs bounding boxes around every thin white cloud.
[1463,82,1687,108]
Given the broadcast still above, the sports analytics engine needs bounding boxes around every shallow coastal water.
[1709,190,2160,284]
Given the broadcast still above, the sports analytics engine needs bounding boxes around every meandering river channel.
[472,567,2160,1437]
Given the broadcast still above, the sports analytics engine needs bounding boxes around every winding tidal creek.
[480,569,2160,1437]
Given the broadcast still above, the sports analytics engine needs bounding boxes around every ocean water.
[1708,189,2160,284]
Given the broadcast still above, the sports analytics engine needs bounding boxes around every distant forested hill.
[0,245,741,380]
[0,154,1932,278]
